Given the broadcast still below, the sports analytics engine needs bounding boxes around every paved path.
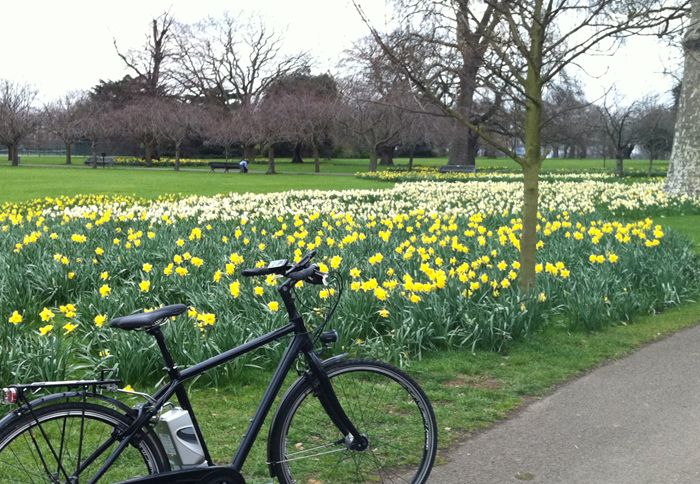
[431,323,700,483]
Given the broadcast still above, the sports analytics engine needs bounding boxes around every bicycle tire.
[0,401,170,483]
[268,359,437,484]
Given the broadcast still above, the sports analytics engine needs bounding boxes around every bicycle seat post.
[147,325,180,380]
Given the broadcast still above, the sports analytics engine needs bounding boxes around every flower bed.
[356,169,635,183]
[113,156,212,168]
[1,182,699,386]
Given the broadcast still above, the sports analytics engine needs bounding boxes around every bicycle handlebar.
[241,250,325,285]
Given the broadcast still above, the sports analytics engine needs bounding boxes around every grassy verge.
[0,166,389,203]
[13,155,668,174]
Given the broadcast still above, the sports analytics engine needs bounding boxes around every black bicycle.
[0,250,437,483]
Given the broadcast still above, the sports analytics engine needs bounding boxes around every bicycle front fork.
[304,351,369,451]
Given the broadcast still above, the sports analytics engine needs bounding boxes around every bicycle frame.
[85,278,361,483]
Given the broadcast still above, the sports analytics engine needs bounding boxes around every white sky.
[0,0,682,104]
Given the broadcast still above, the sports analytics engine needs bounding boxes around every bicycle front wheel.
[0,402,169,483]
[268,359,437,484]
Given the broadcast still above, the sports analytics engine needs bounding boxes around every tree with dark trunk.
[0,80,37,166]
[76,101,111,169]
[158,100,206,171]
[338,79,405,172]
[666,0,700,197]
[44,92,85,165]
[635,96,675,175]
[393,1,503,170]
[598,96,638,177]
[115,12,176,98]
[115,99,164,166]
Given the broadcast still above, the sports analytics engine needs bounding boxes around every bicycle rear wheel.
[0,402,169,483]
[268,359,437,484]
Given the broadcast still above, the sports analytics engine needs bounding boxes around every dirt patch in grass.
[443,374,503,390]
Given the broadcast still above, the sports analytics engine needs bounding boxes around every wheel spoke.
[0,404,166,483]
[271,361,437,484]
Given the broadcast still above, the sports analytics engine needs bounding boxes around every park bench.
[209,162,241,173]
[84,155,115,167]
[438,164,476,173]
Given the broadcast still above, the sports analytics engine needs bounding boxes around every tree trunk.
[648,156,654,176]
[291,142,304,163]
[408,145,416,171]
[447,63,479,168]
[369,150,378,172]
[9,144,19,166]
[243,144,256,162]
[266,145,276,175]
[520,161,541,291]
[615,150,624,177]
[91,140,97,169]
[465,130,479,168]
[224,145,230,162]
[175,142,181,172]
[518,1,544,292]
[144,141,153,167]
[666,1,700,197]
[65,142,72,165]
[552,145,559,158]
[312,143,320,173]
[378,145,395,166]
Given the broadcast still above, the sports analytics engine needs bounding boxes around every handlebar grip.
[242,267,274,277]
[288,264,318,281]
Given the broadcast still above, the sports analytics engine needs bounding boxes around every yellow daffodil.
[39,307,55,322]
[8,311,23,325]
[99,284,111,298]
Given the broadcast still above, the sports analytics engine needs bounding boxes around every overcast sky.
[0,0,682,104]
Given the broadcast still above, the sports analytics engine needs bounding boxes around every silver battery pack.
[154,407,205,469]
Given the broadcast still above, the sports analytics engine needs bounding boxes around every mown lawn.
[13,154,669,174]
[0,165,388,203]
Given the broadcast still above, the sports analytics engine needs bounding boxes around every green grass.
[0,165,389,203]
[13,154,669,174]
[660,215,700,252]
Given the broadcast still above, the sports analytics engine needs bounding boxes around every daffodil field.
[1,180,699,387]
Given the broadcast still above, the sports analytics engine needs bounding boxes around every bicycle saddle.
[109,304,188,331]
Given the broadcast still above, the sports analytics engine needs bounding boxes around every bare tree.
[115,99,163,166]
[0,80,38,166]
[173,15,310,160]
[541,77,597,158]
[115,12,176,97]
[635,96,675,175]
[338,79,407,172]
[666,0,700,196]
[598,96,638,177]
[357,0,689,289]
[203,110,239,161]
[76,101,111,169]
[158,100,206,171]
[44,92,85,165]
[272,91,339,173]
[391,1,504,170]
